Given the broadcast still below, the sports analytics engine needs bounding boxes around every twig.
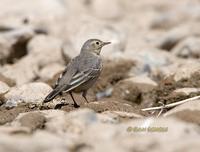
[156,102,165,117]
[141,95,200,111]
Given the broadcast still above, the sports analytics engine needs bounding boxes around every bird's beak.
[102,41,111,46]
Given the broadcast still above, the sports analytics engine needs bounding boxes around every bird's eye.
[96,41,99,45]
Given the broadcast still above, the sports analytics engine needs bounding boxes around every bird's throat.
[94,49,101,55]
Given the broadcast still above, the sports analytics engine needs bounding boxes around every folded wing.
[43,67,100,103]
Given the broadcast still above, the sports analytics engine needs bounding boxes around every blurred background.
[1,0,200,80]
[1,0,200,105]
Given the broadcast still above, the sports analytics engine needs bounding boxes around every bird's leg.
[69,92,80,108]
[82,90,89,103]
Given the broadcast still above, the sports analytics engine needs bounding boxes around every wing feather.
[62,68,100,93]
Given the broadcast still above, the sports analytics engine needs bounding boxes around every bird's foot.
[74,103,80,108]
[83,97,89,103]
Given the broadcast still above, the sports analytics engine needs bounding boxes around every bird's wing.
[43,62,78,103]
[44,54,101,103]
[62,67,100,93]
[54,58,77,89]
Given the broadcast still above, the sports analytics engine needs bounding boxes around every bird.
[43,39,111,107]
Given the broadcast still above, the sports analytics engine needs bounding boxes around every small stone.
[0,73,16,87]
[112,76,157,103]
[172,88,200,96]
[96,88,113,100]
[0,81,9,95]
[13,112,46,131]
[123,76,157,92]
[0,126,31,134]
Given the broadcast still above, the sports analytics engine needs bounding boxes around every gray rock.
[155,23,200,51]
[0,55,39,85]
[43,109,120,134]
[12,111,46,131]
[164,99,200,125]
[38,63,65,82]
[0,27,34,64]
[41,110,67,134]
[0,35,64,85]
[125,76,158,92]
[27,35,64,67]
[113,76,157,103]
[0,81,9,105]
[156,27,188,51]
[58,108,98,134]
[156,60,200,82]
[125,49,175,76]
[0,130,69,152]
[173,60,200,81]
[0,73,16,87]
[4,82,52,106]
[0,36,12,63]
[172,88,200,96]
[172,37,200,58]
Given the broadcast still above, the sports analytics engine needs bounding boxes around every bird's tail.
[43,88,61,103]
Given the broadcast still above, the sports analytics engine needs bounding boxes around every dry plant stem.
[156,102,165,117]
[141,95,200,111]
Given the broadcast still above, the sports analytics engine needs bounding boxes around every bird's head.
[81,39,111,55]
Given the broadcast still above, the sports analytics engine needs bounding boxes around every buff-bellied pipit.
[43,39,111,107]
